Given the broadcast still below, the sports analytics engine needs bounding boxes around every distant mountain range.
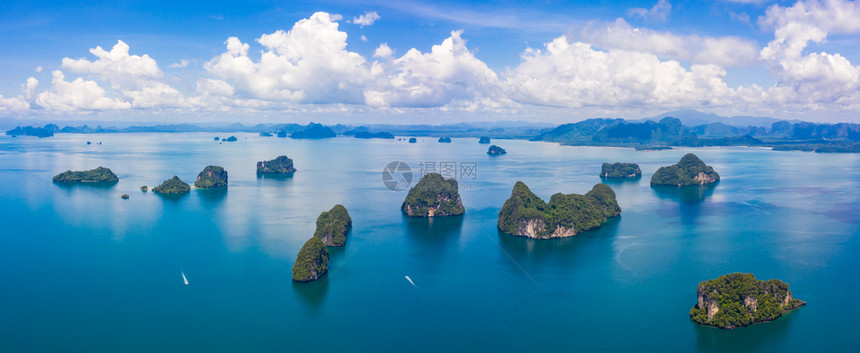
[638,110,796,128]
[532,116,860,152]
[5,111,859,152]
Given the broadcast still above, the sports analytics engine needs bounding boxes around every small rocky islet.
[52,167,119,183]
[497,182,620,239]
[487,145,506,155]
[257,155,296,174]
[601,162,641,178]
[651,153,719,187]
[401,173,465,217]
[479,136,491,144]
[194,166,228,188]
[690,273,805,329]
[152,176,191,194]
[313,204,352,247]
[408,137,417,143]
[438,137,452,143]
[291,237,329,283]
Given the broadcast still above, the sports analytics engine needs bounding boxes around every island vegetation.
[635,146,672,151]
[401,173,465,217]
[290,123,336,139]
[292,237,329,282]
[487,145,507,155]
[498,182,621,239]
[313,205,352,247]
[408,137,417,143]
[651,153,719,187]
[690,273,806,329]
[257,155,296,174]
[601,162,642,178]
[194,166,228,188]
[152,176,190,194]
[140,185,148,192]
[354,131,395,139]
[479,136,491,144]
[120,194,129,199]
[53,167,119,183]
[224,136,238,142]
[5,125,56,137]
[438,137,452,143]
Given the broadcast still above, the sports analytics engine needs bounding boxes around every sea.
[1,133,858,352]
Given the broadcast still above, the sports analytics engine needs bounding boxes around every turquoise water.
[1,133,859,352]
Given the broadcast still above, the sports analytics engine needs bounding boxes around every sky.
[0,0,859,124]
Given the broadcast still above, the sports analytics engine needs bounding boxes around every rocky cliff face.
[693,172,717,185]
[514,218,577,239]
[194,166,228,188]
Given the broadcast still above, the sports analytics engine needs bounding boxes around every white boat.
[182,271,189,285]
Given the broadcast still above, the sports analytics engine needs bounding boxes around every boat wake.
[404,275,417,288]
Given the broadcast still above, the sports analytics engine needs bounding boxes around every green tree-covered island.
[601,162,642,178]
[487,145,507,155]
[153,176,191,194]
[257,155,296,174]
[52,167,119,183]
[651,153,719,187]
[292,237,329,282]
[194,166,228,188]
[690,273,806,329]
[498,182,621,239]
[314,204,352,247]
[401,173,465,217]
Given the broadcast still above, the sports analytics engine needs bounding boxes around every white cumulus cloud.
[36,70,131,111]
[580,18,760,67]
[627,0,672,22]
[352,11,380,27]
[758,0,860,109]
[366,30,500,108]
[205,12,372,104]
[373,43,394,59]
[504,36,734,108]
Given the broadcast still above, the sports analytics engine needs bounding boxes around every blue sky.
[1,0,859,123]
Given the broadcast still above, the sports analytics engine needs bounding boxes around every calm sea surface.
[1,133,859,352]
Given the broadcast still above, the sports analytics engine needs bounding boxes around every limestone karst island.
[401,173,465,217]
[497,182,621,239]
[690,273,805,329]
[651,153,720,187]
[53,167,118,183]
